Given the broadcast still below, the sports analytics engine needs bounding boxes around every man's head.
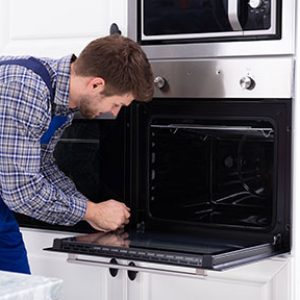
[69,35,154,119]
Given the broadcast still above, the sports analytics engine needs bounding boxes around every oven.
[47,58,293,271]
[45,0,295,272]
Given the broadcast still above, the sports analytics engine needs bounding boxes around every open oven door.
[45,227,288,271]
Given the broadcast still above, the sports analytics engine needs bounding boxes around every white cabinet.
[128,259,291,300]
[0,0,127,57]
[21,228,291,300]
[21,228,111,300]
[110,259,291,300]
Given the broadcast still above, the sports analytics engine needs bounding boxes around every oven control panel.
[151,57,293,99]
[239,76,255,90]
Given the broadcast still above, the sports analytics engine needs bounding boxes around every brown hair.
[74,35,154,102]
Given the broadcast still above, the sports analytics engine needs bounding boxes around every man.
[0,35,154,274]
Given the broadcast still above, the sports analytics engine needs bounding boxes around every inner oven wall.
[128,98,291,249]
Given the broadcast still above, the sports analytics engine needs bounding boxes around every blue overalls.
[0,57,68,274]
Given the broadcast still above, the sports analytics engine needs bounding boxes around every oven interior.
[148,119,274,228]
[128,99,291,248]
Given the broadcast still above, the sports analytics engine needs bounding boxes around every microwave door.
[45,229,283,271]
[140,0,276,43]
[141,0,238,42]
[141,0,244,42]
[228,0,243,31]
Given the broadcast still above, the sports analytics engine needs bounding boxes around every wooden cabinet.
[21,228,291,300]
[0,0,127,57]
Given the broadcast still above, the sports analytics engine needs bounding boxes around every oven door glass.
[140,0,278,43]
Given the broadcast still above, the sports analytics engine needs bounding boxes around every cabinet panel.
[140,274,265,300]
[125,258,291,300]
[10,0,109,39]
[21,228,110,300]
[106,268,127,300]
[29,254,104,300]
[0,0,127,57]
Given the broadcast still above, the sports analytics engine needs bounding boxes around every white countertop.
[0,271,62,300]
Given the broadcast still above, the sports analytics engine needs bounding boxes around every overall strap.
[40,115,68,144]
[0,57,54,100]
[0,57,68,144]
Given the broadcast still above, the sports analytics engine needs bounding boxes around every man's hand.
[83,200,131,232]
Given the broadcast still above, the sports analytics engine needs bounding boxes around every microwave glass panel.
[142,0,272,37]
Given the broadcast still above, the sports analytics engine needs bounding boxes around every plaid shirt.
[0,55,87,225]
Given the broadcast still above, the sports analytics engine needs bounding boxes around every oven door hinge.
[273,233,282,246]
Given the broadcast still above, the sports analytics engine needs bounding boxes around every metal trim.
[228,0,242,31]
[67,254,207,278]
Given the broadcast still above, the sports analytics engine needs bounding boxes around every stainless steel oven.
[46,0,295,272]
[47,58,293,271]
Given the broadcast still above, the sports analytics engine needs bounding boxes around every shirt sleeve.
[0,79,86,225]
[40,150,88,210]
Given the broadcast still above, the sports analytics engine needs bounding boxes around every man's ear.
[89,77,105,91]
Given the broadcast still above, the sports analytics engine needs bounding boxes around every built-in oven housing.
[27,0,296,271]
[44,43,294,269]
[129,98,291,246]
[47,96,291,270]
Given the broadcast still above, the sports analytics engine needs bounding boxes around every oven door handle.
[227,0,243,31]
[67,254,207,279]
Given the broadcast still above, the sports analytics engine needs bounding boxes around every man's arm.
[0,76,130,230]
[40,151,88,204]
[40,151,130,231]
[0,80,86,225]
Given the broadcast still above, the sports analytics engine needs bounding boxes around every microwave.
[128,0,295,59]
[139,0,280,44]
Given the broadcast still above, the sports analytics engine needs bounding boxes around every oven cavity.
[149,120,274,229]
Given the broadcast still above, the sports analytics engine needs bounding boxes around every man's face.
[77,92,134,119]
